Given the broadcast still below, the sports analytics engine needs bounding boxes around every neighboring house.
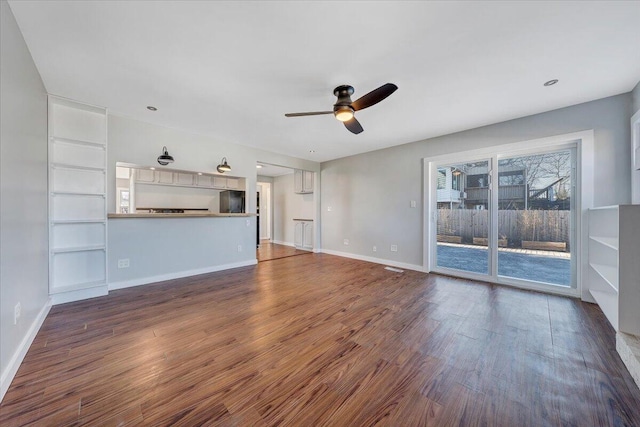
[436,167,465,209]
[437,164,528,210]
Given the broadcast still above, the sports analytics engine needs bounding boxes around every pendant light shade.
[217,157,231,173]
[157,146,174,165]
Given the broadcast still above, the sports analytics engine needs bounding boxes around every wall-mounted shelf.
[49,96,108,299]
[588,205,640,335]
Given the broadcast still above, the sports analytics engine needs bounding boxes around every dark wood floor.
[2,254,639,426]
[257,240,310,262]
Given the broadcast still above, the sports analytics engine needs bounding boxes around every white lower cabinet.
[294,220,313,250]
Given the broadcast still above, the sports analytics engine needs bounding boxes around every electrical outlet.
[343,239,349,245]
[238,245,243,252]
[410,200,417,208]
[390,245,398,252]
[246,219,250,227]
[14,302,21,325]
[372,246,377,252]
[327,206,332,212]
[117,259,130,269]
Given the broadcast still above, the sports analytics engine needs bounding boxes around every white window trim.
[423,130,594,300]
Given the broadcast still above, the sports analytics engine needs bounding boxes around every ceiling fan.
[285,83,398,134]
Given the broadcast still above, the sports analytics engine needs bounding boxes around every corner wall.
[631,80,640,204]
[321,94,632,268]
[0,0,50,401]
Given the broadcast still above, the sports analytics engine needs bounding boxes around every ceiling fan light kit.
[285,83,398,134]
[334,106,354,122]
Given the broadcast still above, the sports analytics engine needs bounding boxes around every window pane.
[497,151,572,286]
[436,161,490,275]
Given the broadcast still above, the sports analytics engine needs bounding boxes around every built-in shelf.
[52,163,106,172]
[49,96,108,298]
[588,205,640,336]
[589,236,618,250]
[51,219,107,224]
[589,290,620,330]
[589,262,618,291]
[51,280,107,294]
[51,245,106,254]
[51,191,105,197]
[50,136,105,148]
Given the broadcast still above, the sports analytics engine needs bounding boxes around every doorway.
[256,162,314,262]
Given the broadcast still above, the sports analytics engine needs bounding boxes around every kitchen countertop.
[108,213,254,218]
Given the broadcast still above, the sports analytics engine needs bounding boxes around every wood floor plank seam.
[1,253,639,426]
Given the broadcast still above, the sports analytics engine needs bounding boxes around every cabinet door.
[196,175,213,187]
[294,221,304,248]
[294,170,304,193]
[175,172,194,185]
[303,222,313,249]
[156,171,174,184]
[136,169,155,182]
[226,178,239,189]
[303,171,314,193]
[213,177,227,188]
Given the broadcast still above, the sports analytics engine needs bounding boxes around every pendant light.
[217,157,231,173]
[157,146,174,165]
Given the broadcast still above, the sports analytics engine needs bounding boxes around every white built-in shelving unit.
[588,205,640,335]
[48,96,107,301]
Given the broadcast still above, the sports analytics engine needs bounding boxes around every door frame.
[423,130,594,299]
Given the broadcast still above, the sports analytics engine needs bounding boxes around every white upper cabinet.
[294,169,313,194]
[157,170,174,184]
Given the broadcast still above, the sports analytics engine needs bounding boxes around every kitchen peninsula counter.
[108,213,258,290]
[108,212,254,219]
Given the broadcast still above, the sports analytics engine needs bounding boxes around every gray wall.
[632,80,640,114]
[0,0,49,397]
[632,80,640,204]
[321,94,632,267]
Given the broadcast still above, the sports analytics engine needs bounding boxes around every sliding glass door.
[430,145,577,291]
[435,160,491,275]
[497,150,574,286]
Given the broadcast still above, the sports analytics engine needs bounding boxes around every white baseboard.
[271,240,295,247]
[320,249,425,272]
[51,285,109,305]
[1,298,52,403]
[108,259,258,291]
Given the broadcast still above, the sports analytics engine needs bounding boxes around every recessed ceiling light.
[256,165,263,169]
[147,106,158,111]
[543,79,558,87]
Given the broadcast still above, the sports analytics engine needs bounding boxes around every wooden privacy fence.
[437,209,571,250]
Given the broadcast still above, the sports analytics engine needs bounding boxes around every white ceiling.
[257,163,293,177]
[8,1,640,162]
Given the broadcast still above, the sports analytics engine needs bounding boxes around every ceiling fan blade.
[285,111,333,117]
[351,83,398,111]
[344,117,364,134]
